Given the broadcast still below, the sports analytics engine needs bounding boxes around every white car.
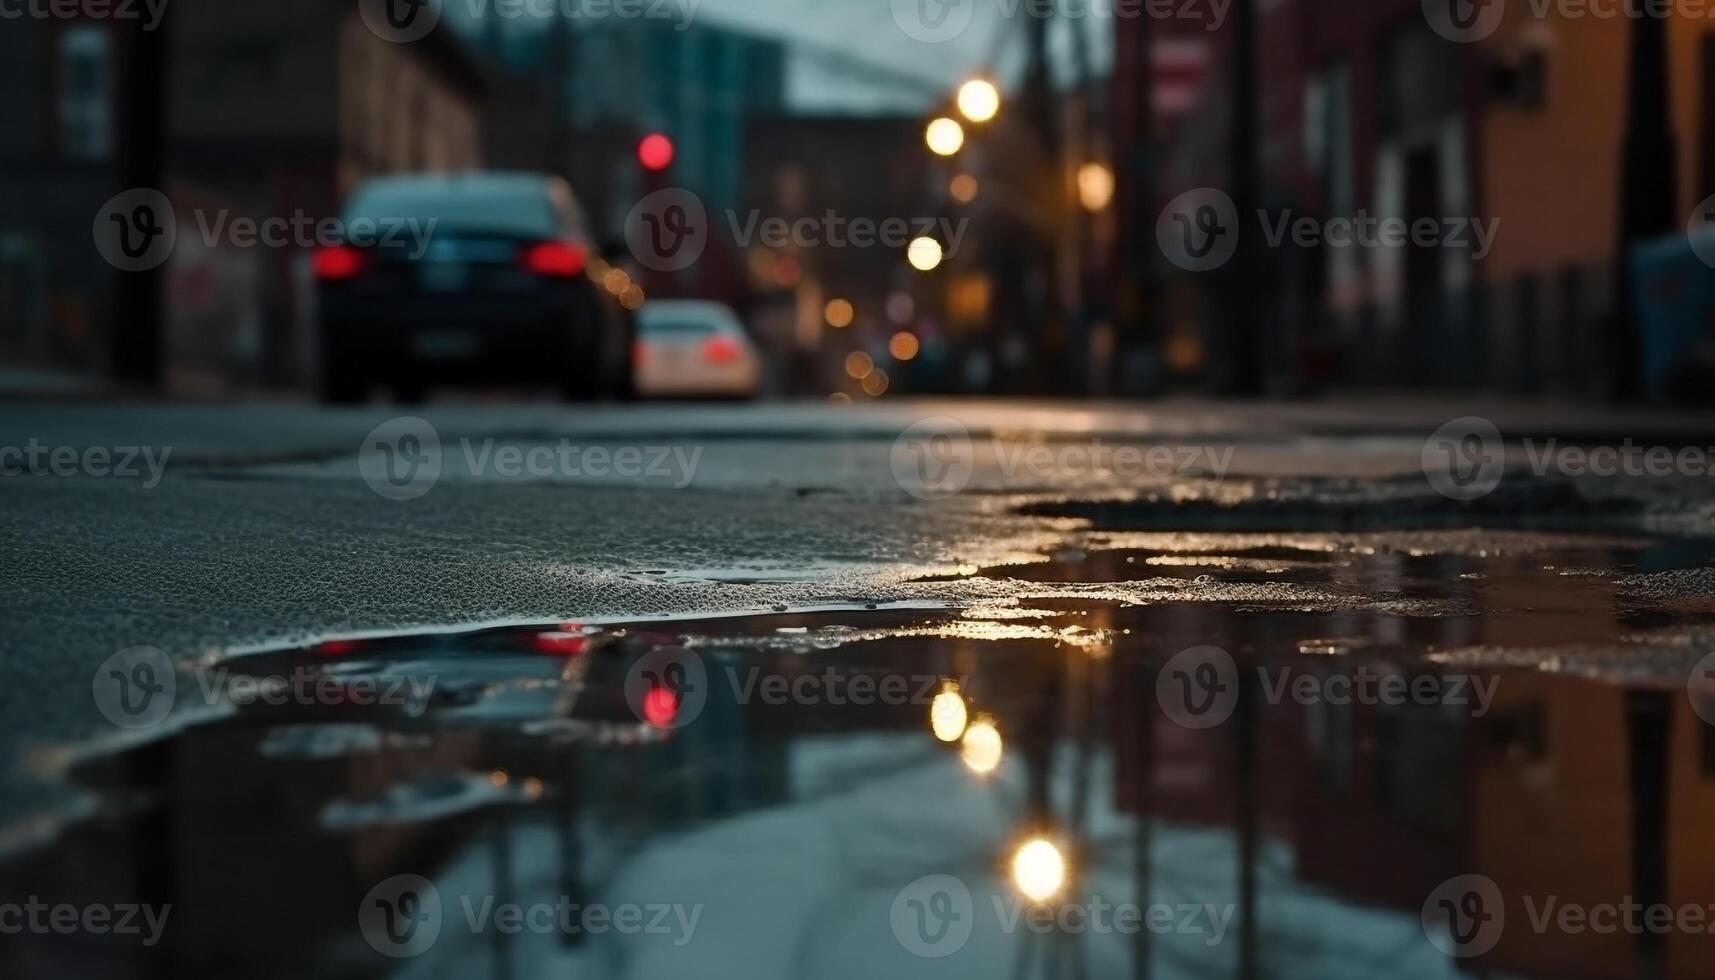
[634,300,763,399]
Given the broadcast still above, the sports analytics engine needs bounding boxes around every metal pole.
[1614,17,1676,401]
[111,5,169,386]
[1225,0,1263,395]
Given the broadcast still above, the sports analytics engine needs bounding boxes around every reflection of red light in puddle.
[315,640,359,657]
[534,632,588,656]
[643,685,679,728]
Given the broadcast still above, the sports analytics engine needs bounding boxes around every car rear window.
[345,182,561,238]
[640,318,720,336]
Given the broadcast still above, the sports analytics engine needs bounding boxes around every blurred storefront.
[1121,3,1715,397]
[0,0,488,391]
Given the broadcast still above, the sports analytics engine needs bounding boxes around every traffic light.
[638,133,675,173]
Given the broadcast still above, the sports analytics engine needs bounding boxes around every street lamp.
[1076,162,1115,212]
[1011,838,1066,903]
[907,237,944,272]
[925,117,965,156]
[956,78,1001,124]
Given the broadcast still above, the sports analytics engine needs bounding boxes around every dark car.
[314,173,633,403]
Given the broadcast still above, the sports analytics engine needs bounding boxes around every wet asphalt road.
[4,396,1715,829]
[6,397,1715,979]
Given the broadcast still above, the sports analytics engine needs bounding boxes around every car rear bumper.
[320,293,596,383]
[636,359,761,398]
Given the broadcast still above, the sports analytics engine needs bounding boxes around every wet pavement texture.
[9,504,1715,978]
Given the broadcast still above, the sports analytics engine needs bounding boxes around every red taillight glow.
[522,242,588,278]
[533,632,588,656]
[702,336,742,365]
[315,639,360,657]
[643,685,679,728]
[633,341,649,367]
[638,133,675,172]
[313,245,366,281]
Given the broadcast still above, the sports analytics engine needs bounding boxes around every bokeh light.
[1011,838,1066,903]
[889,331,920,361]
[824,298,854,328]
[908,237,944,272]
[960,716,1002,774]
[926,117,965,156]
[1077,162,1115,212]
[930,683,968,742]
[956,79,1000,123]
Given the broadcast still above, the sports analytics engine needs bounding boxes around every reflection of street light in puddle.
[930,682,968,742]
[1011,838,1066,903]
[960,715,1002,774]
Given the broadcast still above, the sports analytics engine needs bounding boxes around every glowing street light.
[926,117,965,157]
[1011,838,1067,903]
[907,237,944,272]
[956,79,1000,124]
[1077,162,1115,212]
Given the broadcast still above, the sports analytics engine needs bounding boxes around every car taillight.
[312,245,366,281]
[521,241,587,277]
[632,341,648,366]
[702,336,741,365]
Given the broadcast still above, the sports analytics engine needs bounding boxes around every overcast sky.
[692,0,1111,112]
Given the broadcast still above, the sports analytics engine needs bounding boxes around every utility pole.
[111,5,169,386]
[1021,11,1063,393]
[1225,0,1263,395]
[1116,12,1157,397]
[548,9,572,178]
[1614,17,1676,401]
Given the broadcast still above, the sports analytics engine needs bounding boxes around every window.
[58,26,112,161]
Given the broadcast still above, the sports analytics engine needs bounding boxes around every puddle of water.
[8,532,1715,979]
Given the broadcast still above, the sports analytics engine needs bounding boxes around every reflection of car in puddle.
[9,527,1715,978]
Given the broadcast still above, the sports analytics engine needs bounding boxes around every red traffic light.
[638,133,675,172]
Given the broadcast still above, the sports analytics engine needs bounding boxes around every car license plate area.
[419,262,470,293]
[413,331,480,359]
